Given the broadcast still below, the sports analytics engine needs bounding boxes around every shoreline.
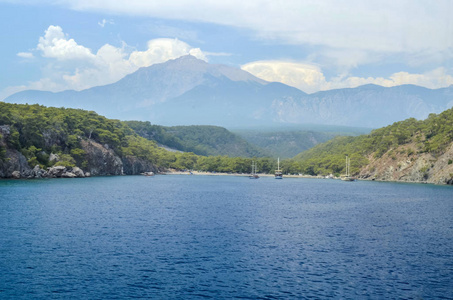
[161,170,317,178]
[1,170,450,186]
[161,170,452,185]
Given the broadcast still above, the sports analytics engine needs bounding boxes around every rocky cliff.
[0,127,158,179]
[359,142,453,185]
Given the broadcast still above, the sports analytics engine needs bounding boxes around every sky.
[1,0,452,100]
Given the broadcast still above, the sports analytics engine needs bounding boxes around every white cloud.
[14,0,445,76]
[37,25,95,61]
[242,60,453,93]
[17,52,34,59]
[54,1,452,55]
[98,18,114,28]
[4,26,208,95]
[242,61,327,93]
[347,68,453,89]
[129,38,206,68]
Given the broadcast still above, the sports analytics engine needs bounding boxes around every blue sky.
[1,0,452,100]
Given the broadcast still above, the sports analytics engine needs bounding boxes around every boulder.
[31,165,45,178]
[47,165,66,178]
[11,170,21,179]
[72,167,85,178]
[62,172,77,178]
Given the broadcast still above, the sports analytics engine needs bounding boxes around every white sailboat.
[275,157,283,179]
[249,161,259,179]
[342,155,356,181]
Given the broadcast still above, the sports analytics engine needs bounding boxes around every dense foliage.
[125,121,266,157]
[0,103,279,174]
[0,102,137,168]
[284,108,453,176]
[236,130,337,158]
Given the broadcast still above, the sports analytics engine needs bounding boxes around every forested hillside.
[236,130,337,158]
[125,121,266,157]
[0,103,277,178]
[284,108,453,184]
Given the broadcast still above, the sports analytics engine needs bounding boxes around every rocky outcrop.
[1,129,159,179]
[80,139,124,176]
[122,156,159,175]
[359,142,453,185]
[72,167,85,177]
[0,125,30,178]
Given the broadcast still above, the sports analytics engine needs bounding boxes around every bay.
[1,175,452,299]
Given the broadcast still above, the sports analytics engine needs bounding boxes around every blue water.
[1,175,452,299]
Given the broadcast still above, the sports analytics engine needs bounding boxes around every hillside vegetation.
[0,103,278,178]
[284,108,453,184]
[236,130,337,158]
[125,121,266,157]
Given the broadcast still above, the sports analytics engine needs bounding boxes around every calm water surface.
[1,175,452,299]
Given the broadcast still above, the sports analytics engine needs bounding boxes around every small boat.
[341,156,356,181]
[275,157,283,179]
[249,161,259,179]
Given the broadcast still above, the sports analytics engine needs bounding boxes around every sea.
[1,175,452,299]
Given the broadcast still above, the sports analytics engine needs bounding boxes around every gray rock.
[0,125,11,137]
[72,167,85,178]
[0,147,30,178]
[11,170,21,179]
[48,165,66,177]
[123,156,158,175]
[49,153,60,162]
[80,139,123,176]
[32,165,45,178]
[62,172,77,178]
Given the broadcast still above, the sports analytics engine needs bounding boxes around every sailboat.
[275,157,283,179]
[249,161,259,179]
[342,155,356,181]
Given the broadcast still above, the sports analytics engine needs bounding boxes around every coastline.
[1,168,451,185]
[161,170,452,185]
[162,170,337,179]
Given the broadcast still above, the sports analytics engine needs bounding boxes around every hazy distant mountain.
[5,55,453,128]
[273,83,453,128]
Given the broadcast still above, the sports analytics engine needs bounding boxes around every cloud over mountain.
[37,0,452,67]
[5,56,453,129]
[242,61,453,94]
[6,25,207,96]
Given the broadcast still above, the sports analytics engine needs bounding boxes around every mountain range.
[5,55,453,128]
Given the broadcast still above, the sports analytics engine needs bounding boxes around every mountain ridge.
[4,55,453,128]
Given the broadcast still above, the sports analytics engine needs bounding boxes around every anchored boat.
[342,155,356,181]
[249,161,259,179]
[275,157,283,179]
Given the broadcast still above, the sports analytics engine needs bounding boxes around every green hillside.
[125,121,267,157]
[233,124,370,158]
[236,130,335,158]
[0,103,277,176]
[284,108,453,176]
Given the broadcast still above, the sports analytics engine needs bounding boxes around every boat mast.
[345,155,350,177]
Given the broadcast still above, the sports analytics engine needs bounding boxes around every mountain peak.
[157,55,267,84]
[175,54,202,61]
